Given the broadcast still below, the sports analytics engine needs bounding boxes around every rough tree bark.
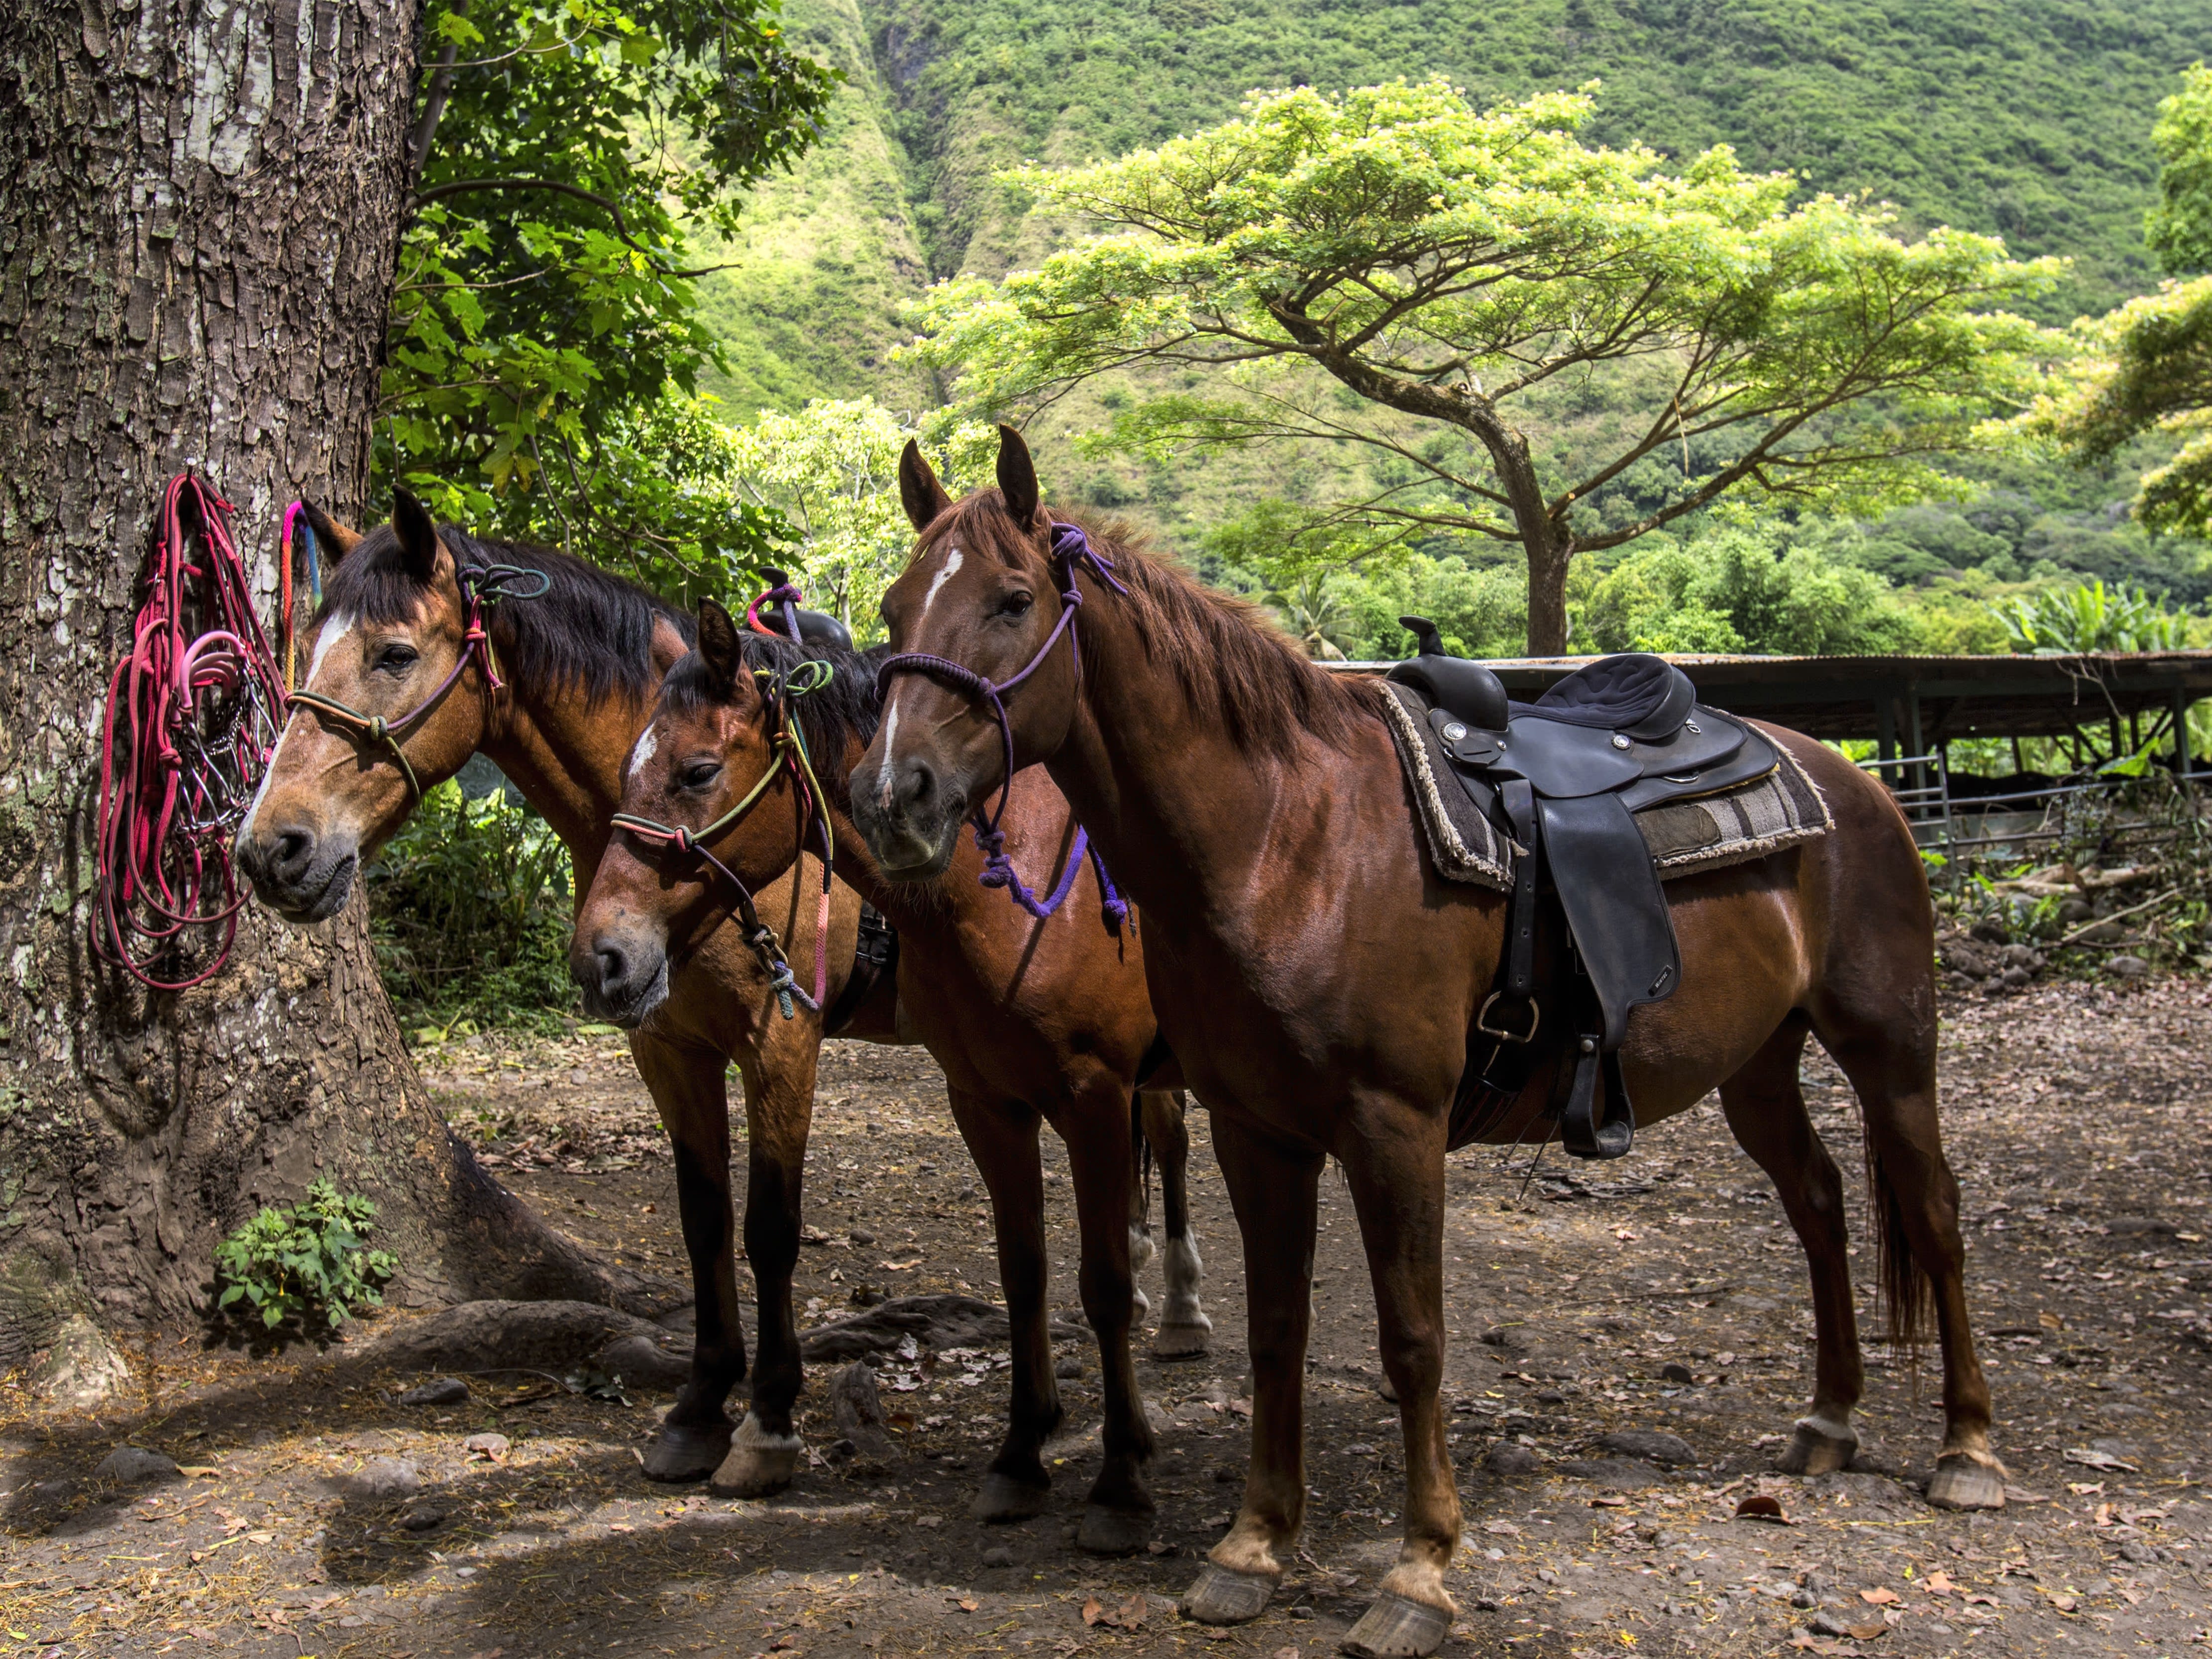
[0,0,662,1384]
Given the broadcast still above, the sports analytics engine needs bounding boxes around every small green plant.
[213,1179,397,1333]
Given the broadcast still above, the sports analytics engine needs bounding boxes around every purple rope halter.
[877,521,1131,933]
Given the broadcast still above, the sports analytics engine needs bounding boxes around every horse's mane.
[935,492,1385,758]
[660,631,889,808]
[316,524,692,703]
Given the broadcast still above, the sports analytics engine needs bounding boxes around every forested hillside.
[701,0,2210,413]
[688,0,2212,632]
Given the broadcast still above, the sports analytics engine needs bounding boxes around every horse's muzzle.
[570,924,670,1029]
[849,753,963,881]
[235,820,358,925]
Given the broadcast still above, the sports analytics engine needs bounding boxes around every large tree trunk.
[0,0,662,1382]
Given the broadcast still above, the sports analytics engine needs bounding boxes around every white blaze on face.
[877,542,961,811]
[875,702,902,811]
[627,723,659,782]
[920,544,964,618]
[241,611,357,839]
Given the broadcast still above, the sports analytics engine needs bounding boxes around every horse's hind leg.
[630,1035,743,1482]
[1812,988,2001,1510]
[1143,1089,1212,1357]
[712,1031,822,1499]
[944,1086,1064,1522]
[1717,1016,1865,1476]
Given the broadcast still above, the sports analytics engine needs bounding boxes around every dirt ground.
[6,976,2212,1659]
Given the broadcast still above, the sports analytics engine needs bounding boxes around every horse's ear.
[391,489,440,583]
[299,500,362,561]
[995,424,1042,529]
[696,598,742,699]
[898,439,952,532]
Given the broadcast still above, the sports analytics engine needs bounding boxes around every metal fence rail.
[1860,749,2212,865]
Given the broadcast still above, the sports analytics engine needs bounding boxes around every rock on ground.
[350,1457,422,1498]
[1598,1428,1697,1465]
[396,1376,470,1407]
[93,1446,178,1483]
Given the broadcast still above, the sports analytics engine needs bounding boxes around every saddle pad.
[1379,683,1832,891]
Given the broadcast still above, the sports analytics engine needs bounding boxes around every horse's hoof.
[1179,1562,1274,1625]
[708,1427,802,1500]
[1076,1502,1155,1555]
[1776,1418,1858,1477]
[1926,1453,2007,1511]
[1341,1592,1453,1659]
[641,1419,733,1482]
[972,1472,1051,1523]
[1153,1319,1212,1359]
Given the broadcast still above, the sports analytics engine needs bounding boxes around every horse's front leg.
[944,1087,1064,1520]
[1337,1098,1458,1659]
[1055,1071,1158,1553]
[1143,1088,1212,1357]
[1180,1111,1322,1627]
[630,1034,744,1482]
[711,1026,822,1499]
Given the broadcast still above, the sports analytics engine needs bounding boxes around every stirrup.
[1557,1035,1634,1160]
[1476,990,1540,1043]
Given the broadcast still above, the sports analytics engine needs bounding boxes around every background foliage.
[366,780,578,1039]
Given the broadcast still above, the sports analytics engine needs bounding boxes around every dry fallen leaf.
[1923,1570,1957,1596]
[957,1598,978,1613]
[1081,1597,1104,1627]
[1846,1622,1889,1641]
[1734,1494,1788,1522]
[1860,1587,1898,1605]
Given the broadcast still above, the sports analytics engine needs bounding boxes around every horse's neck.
[478,620,684,893]
[1051,590,1308,913]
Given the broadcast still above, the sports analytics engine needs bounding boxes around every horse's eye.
[1000,590,1034,618]
[375,643,419,672]
[680,762,722,791]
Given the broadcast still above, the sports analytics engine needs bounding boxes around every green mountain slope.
[691,0,2212,600]
[705,0,2210,401]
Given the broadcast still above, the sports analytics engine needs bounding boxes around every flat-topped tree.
[914,80,2059,654]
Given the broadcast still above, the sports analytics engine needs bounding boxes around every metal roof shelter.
[1325,649,2212,762]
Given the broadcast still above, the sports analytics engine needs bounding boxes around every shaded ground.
[5,981,2212,1658]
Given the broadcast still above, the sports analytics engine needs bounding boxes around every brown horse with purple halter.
[853,428,2000,1658]
[573,594,1210,1550]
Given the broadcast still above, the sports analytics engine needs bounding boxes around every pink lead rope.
[94,474,288,989]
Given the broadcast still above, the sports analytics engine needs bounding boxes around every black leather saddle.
[1385,617,1778,1161]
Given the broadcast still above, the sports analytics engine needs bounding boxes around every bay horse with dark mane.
[852,429,1999,1658]
[234,495,1205,1545]
[572,602,1209,1548]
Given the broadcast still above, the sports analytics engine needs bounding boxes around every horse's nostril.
[900,759,936,810]
[272,828,315,878]
[595,946,628,992]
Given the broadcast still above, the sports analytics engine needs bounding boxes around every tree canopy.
[912,80,2062,652]
[384,0,839,599]
[2033,65,2212,544]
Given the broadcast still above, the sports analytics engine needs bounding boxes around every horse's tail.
[1861,1139,1935,1360]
